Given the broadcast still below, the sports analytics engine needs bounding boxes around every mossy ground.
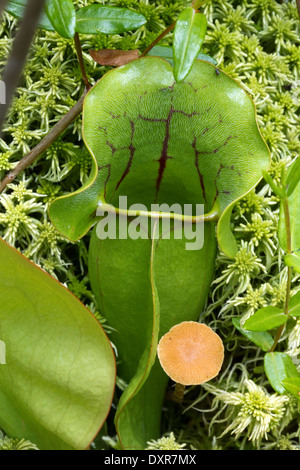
[0,0,299,450]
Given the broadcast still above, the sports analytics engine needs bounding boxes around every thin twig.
[0,0,46,135]
[0,92,86,193]
[74,32,91,90]
[139,21,176,58]
[0,0,10,22]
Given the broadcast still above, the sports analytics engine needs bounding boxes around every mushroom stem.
[172,383,186,404]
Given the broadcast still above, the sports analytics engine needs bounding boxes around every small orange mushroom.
[157,321,224,387]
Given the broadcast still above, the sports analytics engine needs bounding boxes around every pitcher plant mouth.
[95,199,220,224]
[92,197,220,251]
[49,57,270,254]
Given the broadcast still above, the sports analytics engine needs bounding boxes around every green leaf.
[45,0,76,39]
[6,1,146,35]
[173,8,207,83]
[279,182,300,254]
[113,229,161,449]
[264,352,299,394]
[192,0,204,9]
[243,306,287,332]
[147,45,217,66]
[285,252,300,274]
[75,5,146,35]
[288,290,300,317]
[286,156,300,197]
[281,377,300,399]
[289,290,300,308]
[5,0,55,31]
[232,318,273,351]
[0,238,115,450]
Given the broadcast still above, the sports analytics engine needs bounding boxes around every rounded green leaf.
[281,377,300,399]
[232,318,273,351]
[264,352,299,394]
[243,306,287,332]
[45,0,76,39]
[0,238,116,450]
[285,253,300,273]
[173,8,207,83]
[192,1,204,9]
[288,290,300,316]
[5,0,55,31]
[75,5,146,35]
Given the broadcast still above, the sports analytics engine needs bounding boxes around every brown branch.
[0,0,10,22]
[139,21,176,58]
[74,33,91,90]
[0,93,86,193]
[0,0,46,135]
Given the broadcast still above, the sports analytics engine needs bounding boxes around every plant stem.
[269,197,292,352]
[74,32,91,90]
[172,383,185,403]
[0,92,86,193]
[282,197,292,254]
[139,21,176,58]
[282,196,292,317]
[0,0,10,21]
[0,0,46,135]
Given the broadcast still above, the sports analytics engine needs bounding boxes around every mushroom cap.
[157,321,224,386]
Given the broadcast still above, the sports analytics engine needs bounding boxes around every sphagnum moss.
[0,435,39,450]
[202,380,290,446]
[0,0,299,450]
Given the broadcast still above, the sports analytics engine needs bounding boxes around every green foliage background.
[0,0,299,450]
